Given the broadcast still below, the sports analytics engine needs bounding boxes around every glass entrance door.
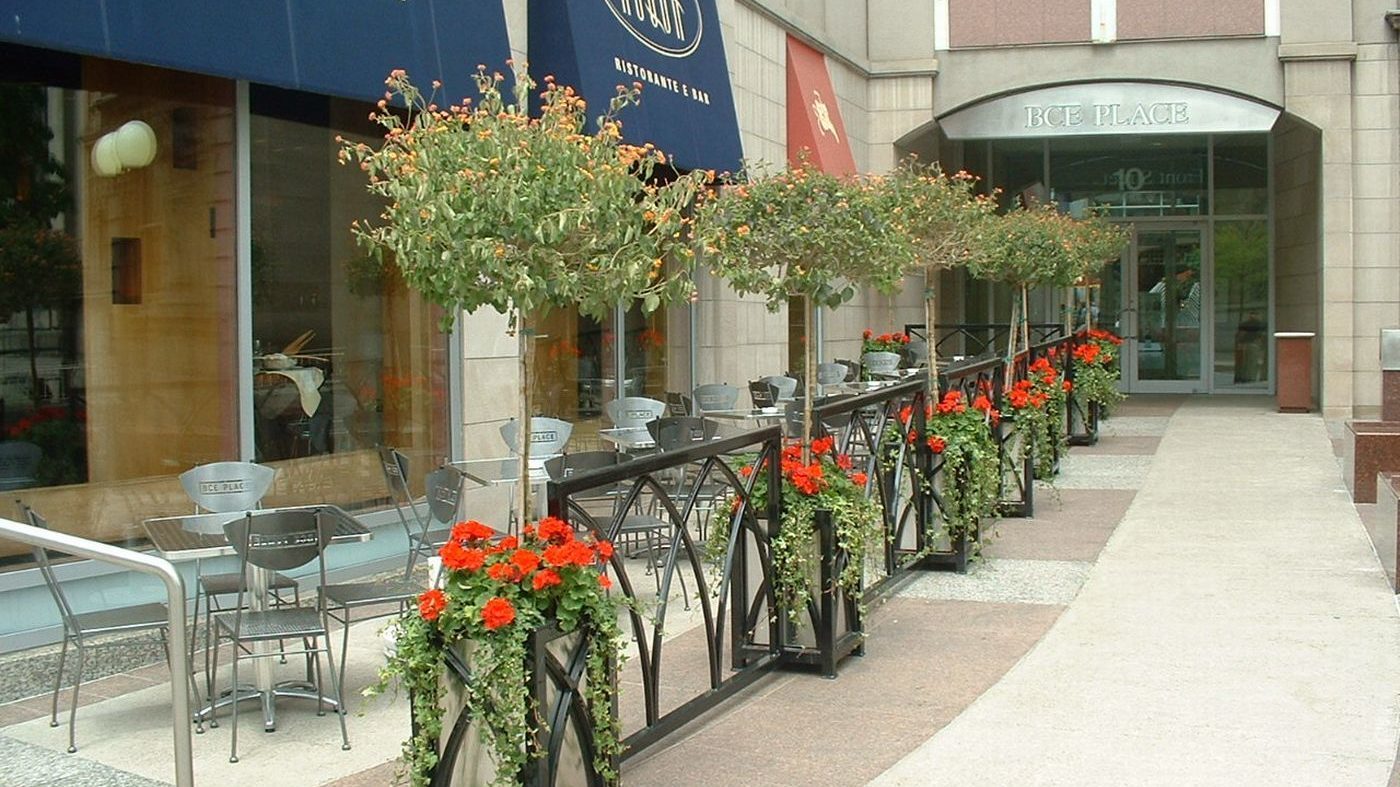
[1130,226,1206,392]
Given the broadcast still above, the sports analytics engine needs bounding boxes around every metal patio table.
[143,505,371,732]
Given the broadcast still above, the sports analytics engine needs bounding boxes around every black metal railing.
[545,426,785,760]
[907,322,1068,362]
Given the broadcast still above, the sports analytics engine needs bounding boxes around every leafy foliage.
[967,204,1127,289]
[372,518,625,787]
[693,162,913,311]
[890,162,997,276]
[344,65,708,326]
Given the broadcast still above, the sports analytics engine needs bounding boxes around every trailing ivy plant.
[344,64,708,519]
[923,390,1001,550]
[1002,355,1070,480]
[1074,328,1126,415]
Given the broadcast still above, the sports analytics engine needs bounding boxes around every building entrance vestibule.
[1095,218,1271,394]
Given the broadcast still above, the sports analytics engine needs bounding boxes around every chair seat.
[198,571,298,597]
[408,527,452,548]
[619,514,671,534]
[213,608,326,640]
[73,603,170,636]
[321,579,420,608]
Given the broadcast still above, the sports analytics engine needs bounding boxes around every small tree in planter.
[345,64,708,785]
[345,65,708,522]
[692,162,912,460]
[966,205,1126,388]
[888,162,997,397]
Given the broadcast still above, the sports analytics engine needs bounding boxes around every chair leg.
[207,626,221,730]
[66,642,85,753]
[310,637,325,716]
[228,639,240,763]
[337,609,353,701]
[321,629,351,751]
[50,635,69,729]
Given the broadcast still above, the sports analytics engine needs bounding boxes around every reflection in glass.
[1135,229,1203,382]
[0,55,239,564]
[251,87,448,505]
[532,308,610,450]
[1213,220,1270,388]
[1048,135,1208,217]
[1213,134,1269,216]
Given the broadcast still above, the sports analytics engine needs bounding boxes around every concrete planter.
[862,351,901,375]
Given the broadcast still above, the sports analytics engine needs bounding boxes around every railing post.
[815,509,837,679]
[0,519,193,787]
[766,432,786,657]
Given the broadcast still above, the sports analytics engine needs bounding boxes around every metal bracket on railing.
[0,518,193,787]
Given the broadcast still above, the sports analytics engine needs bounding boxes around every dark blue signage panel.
[530,0,742,174]
[0,0,510,105]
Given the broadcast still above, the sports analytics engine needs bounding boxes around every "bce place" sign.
[1025,101,1190,130]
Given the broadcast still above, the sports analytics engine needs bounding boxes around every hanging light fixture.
[91,120,158,176]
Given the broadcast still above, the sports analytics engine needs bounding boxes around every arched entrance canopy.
[938,82,1281,140]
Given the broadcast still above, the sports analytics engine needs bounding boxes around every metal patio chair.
[692,383,739,414]
[24,506,177,754]
[322,463,468,693]
[178,461,300,712]
[210,508,350,762]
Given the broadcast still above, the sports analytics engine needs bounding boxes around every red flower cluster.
[863,329,913,354]
[6,405,83,440]
[935,390,968,415]
[418,588,447,621]
[1073,342,1103,365]
[427,515,614,632]
[1087,328,1123,346]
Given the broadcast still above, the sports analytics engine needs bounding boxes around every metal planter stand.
[777,509,865,679]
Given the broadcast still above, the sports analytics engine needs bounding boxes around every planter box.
[778,509,863,678]
[862,351,901,376]
[427,625,612,787]
[1068,397,1099,446]
[995,415,1034,518]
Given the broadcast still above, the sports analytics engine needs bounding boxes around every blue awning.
[0,1,510,105]
[530,0,742,174]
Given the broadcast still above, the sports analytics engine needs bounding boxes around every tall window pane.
[1,52,237,565]
[1213,220,1270,389]
[251,87,448,505]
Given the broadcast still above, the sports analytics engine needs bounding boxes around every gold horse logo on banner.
[811,90,839,143]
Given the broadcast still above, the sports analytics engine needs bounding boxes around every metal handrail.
[0,517,193,787]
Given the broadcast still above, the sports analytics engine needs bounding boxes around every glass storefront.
[0,50,450,567]
[962,133,1271,393]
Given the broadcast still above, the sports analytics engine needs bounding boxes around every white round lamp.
[91,134,123,177]
[114,120,157,168]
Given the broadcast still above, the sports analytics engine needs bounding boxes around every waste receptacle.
[1274,332,1315,413]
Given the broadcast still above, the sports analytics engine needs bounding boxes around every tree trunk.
[26,305,41,408]
[1003,291,1019,391]
[802,295,815,465]
[925,270,939,401]
[1021,284,1032,363]
[517,314,532,528]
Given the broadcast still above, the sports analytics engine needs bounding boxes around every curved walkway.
[873,398,1400,785]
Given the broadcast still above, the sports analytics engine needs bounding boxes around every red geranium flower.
[487,562,520,583]
[418,588,446,621]
[498,536,520,550]
[836,453,853,470]
[532,569,562,591]
[851,471,868,487]
[440,541,486,572]
[511,549,542,575]
[481,597,516,630]
[927,436,946,453]
[598,574,613,590]
[536,516,572,544]
[594,540,615,561]
[452,520,496,543]
[811,436,834,456]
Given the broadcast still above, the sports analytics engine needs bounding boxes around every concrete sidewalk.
[872,397,1400,786]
